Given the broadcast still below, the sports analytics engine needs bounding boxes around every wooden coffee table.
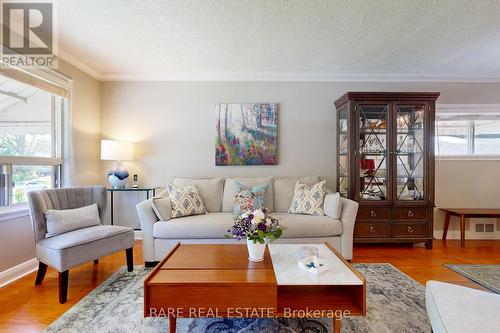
[144,243,365,333]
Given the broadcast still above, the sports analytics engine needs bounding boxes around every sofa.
[136,176,359,265]
[426,281,500,333]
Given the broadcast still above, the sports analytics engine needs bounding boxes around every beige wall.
[0,61,102,275]
[59,60,103,186]
[101,81,500,230]
[0,215,35,272]
[434,160,500,238]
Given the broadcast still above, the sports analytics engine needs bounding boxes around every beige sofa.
[136,176,359,266]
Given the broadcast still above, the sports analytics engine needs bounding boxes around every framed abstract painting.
[215,103,278,166]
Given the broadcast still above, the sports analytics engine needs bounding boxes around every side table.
[107,187,160,227]
[440,208,500,247]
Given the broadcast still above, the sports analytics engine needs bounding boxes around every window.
[436,105,500,157]
[0,71,69,208]
[473,120,500,154]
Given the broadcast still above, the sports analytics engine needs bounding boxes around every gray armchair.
[28,186,135,303]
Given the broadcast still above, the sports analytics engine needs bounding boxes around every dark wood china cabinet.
[335,92,440,249]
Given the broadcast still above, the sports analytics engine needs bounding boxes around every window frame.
[0,66,74,210]
[435,104,500,160]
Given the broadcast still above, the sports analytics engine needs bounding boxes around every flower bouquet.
[226,208,284,262]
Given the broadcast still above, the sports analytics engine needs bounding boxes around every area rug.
[45,264,430,333]
[445,264,500,294]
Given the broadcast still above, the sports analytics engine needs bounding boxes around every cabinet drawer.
[355,222,391,238]
[393,222,427,237]
[357,207,391,220]
[393,207,427,220]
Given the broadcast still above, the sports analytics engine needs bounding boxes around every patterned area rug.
[445,264,500,294]
[45,264,430,333]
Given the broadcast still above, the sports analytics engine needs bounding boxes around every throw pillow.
[151,189,172,221]
[222,177,273,212]
[274,176,321,212]
[173,177,223,212]
[45,203,100,238]
[323,192,342,219]
[288,180,327,216]
[166,183,207,218]
[233,182,269,215]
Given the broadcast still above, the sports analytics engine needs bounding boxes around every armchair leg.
[59,270,69,304]
[126,247,133,272]
[35,262,48,285]
[93,259,99,264]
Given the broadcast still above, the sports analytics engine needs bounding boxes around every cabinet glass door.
[338,106,349,197]
[395,104,426,201]
[358,104,390,201]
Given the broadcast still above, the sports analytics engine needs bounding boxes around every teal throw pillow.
[233,182,269,216]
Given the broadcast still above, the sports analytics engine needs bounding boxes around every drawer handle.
[407,226,414,234]
[369,226,376,234]
[370,210,377,218]
[407,210,414,218]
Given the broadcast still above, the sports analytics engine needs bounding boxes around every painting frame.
[215,103,278,166]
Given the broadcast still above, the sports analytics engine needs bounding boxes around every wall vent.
[475,223,495,233]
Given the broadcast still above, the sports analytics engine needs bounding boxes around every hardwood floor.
[353,240,500,289]
[0,239,499,332]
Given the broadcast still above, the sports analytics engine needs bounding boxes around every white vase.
[247,239,266,262]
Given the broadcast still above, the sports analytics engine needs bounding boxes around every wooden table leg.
[169,317,176,333]
[442,212,451,241]
[460,214,466,248]
[333,317,341,333]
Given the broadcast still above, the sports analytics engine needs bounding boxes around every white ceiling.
[58,0,500,81]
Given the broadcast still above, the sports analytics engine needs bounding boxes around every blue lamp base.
[107,162,129,189]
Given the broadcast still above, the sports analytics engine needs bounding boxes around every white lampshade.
[100,140,134,161]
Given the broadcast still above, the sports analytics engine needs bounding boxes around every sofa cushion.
[38,225,133,250]
[151,189,172,221]
[223,177,273,212]
[274,213,342,237]
[153,213,233,239]
[274,176,321,212]
[174,177,223,213]
[167,183,207,218]
[152,212,341,239]
[425,280,500,333]
[44,203,100,238]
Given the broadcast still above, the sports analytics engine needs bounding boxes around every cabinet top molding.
[335,92,441,107]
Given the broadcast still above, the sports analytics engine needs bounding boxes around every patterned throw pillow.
[233,182,269,216]
[166,183,207,218]
[288,180,326,216]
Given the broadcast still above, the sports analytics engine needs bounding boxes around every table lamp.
[100,139,134,189]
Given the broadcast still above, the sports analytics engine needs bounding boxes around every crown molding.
[58,48,103,80]
[99,71,500,82]
[50,50,500,83]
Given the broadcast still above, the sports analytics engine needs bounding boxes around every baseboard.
[134,230,142,240]
[0,258,38,288]
[434,230,500,240]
